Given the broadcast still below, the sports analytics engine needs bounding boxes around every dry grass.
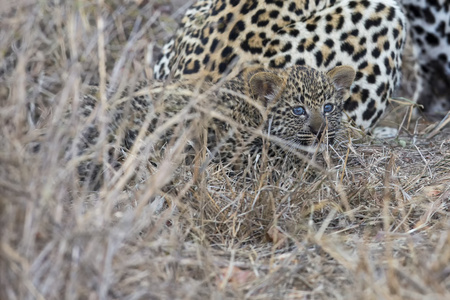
[1,1,449,299]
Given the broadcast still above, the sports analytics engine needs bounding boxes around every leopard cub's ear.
[249,72,284,105]
[326,65,356,93]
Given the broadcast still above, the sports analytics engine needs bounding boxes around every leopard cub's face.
[250,65,355,148]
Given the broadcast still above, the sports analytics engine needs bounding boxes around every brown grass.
[1,1,449,299]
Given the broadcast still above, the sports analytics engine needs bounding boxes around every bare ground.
[1,1,449,299]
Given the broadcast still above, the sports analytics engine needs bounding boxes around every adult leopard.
[154,0,407,130]
[401,0,450,116]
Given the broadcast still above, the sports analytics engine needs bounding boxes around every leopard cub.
[71,64,355,185]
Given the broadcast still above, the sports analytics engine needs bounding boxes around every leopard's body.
[154,0,407,130]
[401,0,450,115]
[72,65,354,185]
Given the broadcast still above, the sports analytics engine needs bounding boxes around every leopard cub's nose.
[309,121,324,136]
[310,127,323,140]
[309,125,320,135]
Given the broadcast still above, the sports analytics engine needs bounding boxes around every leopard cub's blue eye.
[323,103,334,113]
[292,106,306,116]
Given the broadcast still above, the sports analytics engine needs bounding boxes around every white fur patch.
[372,126,398,139]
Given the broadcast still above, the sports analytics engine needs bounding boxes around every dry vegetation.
[1,1,449,299]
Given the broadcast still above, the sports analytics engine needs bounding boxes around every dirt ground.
[1,1,449,299]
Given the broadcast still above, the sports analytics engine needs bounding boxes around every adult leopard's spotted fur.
[154,0,407,130]
[401,0,450,116]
